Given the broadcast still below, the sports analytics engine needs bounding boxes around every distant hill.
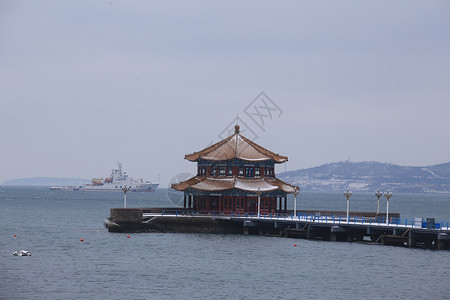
[279,161,450,193]
[2,177,90,187]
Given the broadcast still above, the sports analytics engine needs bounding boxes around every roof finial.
[235,114,240,134]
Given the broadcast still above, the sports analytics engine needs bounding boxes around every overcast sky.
[1,0,449,186]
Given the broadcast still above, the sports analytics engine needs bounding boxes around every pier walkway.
[141,209,450,250]
[106,208,450,250]
[143,209,449,231]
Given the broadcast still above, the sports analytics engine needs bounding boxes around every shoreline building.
[172,125,299,214]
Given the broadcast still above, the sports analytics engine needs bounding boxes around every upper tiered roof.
[185,125,288,163]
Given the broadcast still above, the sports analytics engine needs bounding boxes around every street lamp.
[256,187,263,218]
[122,186,130,208]
[384,190,392,225]
[375,189,383,214]
[293,187,300,219]
[344,188,352,223]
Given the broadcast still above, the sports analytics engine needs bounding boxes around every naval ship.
[50,162,159,192]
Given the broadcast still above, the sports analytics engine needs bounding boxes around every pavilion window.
[211,166,217,176]
[255,167,260,177]
[265,167,274,177]
[238,167,244,176]
[218,166,226,177]
[198,166,206,176]
[245,167,254,178]
[227,167,233,176]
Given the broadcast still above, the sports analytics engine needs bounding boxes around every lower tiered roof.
[172,176,297,193]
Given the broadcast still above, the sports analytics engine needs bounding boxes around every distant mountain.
[2,177,90,187]
[279,161,450,193]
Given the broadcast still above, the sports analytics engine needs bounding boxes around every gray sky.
[1,0,449,186]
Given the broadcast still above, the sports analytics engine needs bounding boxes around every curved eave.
[264,177,299,194]
[194,157,274,162]
[239,135,288,163]
[171,176,204,191]
[195,156,287,164]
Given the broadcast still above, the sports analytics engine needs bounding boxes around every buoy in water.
[80,239,84,242]
[13,234,16,237]
[127,235,130,238]
[294,244,297,247]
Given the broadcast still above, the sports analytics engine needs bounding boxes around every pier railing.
[143,209,449,231]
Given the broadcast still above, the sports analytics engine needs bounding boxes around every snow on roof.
[185,125,288,163]
[234,177,279,192]
[172,176,297,194]
[192,177,234,191]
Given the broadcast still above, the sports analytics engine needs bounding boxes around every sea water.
[1,186,449,299]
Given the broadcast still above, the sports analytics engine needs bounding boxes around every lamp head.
[384,189,392,200]
[375,189,383,198]
[344,189,352,198]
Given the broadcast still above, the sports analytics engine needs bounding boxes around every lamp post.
[344,189,352,223]
[122,186,130,208]
[293,187,300,219]
[256,187,263,218]
[384,190,392,225]
[375,189,383,214]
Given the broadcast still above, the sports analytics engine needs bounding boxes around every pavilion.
[172,125,299,215]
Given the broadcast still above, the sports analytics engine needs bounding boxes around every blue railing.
[154,209,449,230]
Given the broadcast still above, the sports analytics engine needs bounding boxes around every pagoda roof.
[172,176,298,194]
[185,125,287,163]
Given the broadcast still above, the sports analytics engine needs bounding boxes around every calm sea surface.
[1,186,449,299]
